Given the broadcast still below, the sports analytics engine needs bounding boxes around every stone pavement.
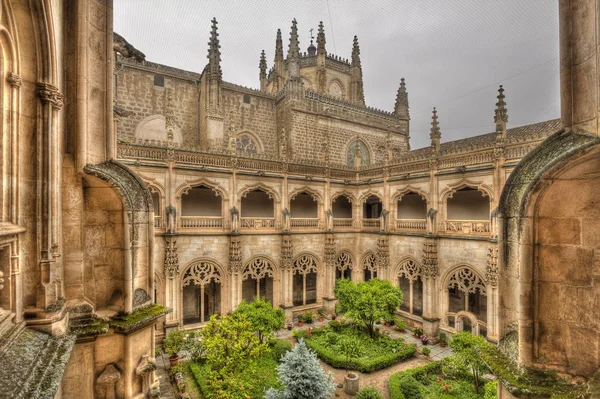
[155,353,177,399]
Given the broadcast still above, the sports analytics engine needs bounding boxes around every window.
[236,134,259,154]
[397,192,427,219]
[363,196,382,219]
[397,259,423,317]
[181,186,222,216]
[243,94,251,104]
[362,251,377,281]
[154,74,164,87]
[447,187,490,220]
[241,189,274,218]
[292,254,318,306]
[446,267,488,337]
[242,257,275,303]
[332,195,352,219]
[290,192,318,218]
[347,139,371,167]
[182,261,222,324]
[335,251,353,280]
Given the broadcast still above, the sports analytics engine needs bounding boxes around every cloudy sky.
[114,1,559,149]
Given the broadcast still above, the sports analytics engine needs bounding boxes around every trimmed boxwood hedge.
[295,328,416,373]
[389,361,443,399]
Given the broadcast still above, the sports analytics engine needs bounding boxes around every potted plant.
[317,308,326,322]
[422,347,431,358]
[394,318,407,332]
[384,316,394,327]
[297,314,305,327]
[413,327,423,338]
[286,321,293,331]
[420,334,429,345]
[164,329,186,367]
[303,310,314,324]
[331,312,337,320]
[439,332,448,347]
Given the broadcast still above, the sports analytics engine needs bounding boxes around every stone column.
[486,246,499,342]
[421,238,440,342]
[163,235,179,329]
[376,234,389,280]
[280,233,294,320]
[228,234,242,309]
[559,0,600,136]
[322,233,336,313]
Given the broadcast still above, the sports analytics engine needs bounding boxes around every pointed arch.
[242,256,278,280]
[392,186,430,204]
[360,250,377,272]
[439,179,494,203]
[358,190,384,204]
[238,182,280,202]
[289,186,323,203]
[443,264,487,296]
[335,250,354,271]
[235,130,264,154]
[176,178,229,201]
[181,259,224,287]
[345,137,372,167]
[391,256,423,280]
[331,190,356,204]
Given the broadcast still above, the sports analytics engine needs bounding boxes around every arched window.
[335,251,353,280]
[446,267,487,336]
[347,139,371,167]
[292,254,318,306]
[242,257,275,303]
[447,188,490,221]
[236,134,259,154]
[182,261,222,324]
[290,192,318,218]
[362,251,377,281]
[328,81,343,98]
[363,195,382,219]
[396,192,427,231]
[241,189,274,218]
[332,195,353,219]
[181,185,222,217]
[397,259,423,317]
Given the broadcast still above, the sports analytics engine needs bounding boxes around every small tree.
[233,297,285,343]
[448,332,490,393]
[201,313,268,377]
[334,278,403,337]
[265,339,335,399]
[163,329,186,359]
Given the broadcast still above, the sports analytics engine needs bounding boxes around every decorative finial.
[207,17,222,81]
[275,28,283,61]
[288,19,300,60]
[259,49,267,77]
[351,35,361,68]
[430,107,441,152]
[317,21,326,55]
[494,85,508,124]
[394,78,409,117]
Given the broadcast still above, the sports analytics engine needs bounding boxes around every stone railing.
[362,219,380,230]
[441,220,491,236]
[333,218,353,228]
[240,218,277,230]
[395,219,426,231]
[290,218,320,229]
[180,216,224,229]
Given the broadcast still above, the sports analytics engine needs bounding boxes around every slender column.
[486,246,499,342]
[200,285,205,322]
[164,235,179,325]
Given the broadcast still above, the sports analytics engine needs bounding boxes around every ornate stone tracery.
[242,257,275,280]
[447,267,487,296]
[362,251,377,272]
[396,259,422,281]
[182,260,222,287]
[292,254,318,275]
[486,247,499,287]
[335,251,353,271]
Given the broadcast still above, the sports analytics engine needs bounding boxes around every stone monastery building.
[0,1,599,398]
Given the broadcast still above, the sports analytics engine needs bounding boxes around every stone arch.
[289,186,323,203]
[180,259,224,324]
[238,182,280,203]
[443,264,487,295]
[241,256,277,303]
[175,178,228,201]
[327,78,345,99]
[345,137,372,167]
[358,190,383,204]
[361,251,377,272]
[134,114,183,144]
[291,252,319,306]
[439,179,493,224]
[235,130,264,154]
[335,250,354,280]
[242,256,277,280]
[181,259,224,287]
[394,257,424,316]
[83,160,154,312]
[391,257,423,281]
[331,191,356,204]
[498,129,600,376]
[392,186,430,205]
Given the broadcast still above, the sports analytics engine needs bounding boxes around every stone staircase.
[0,312,75,399]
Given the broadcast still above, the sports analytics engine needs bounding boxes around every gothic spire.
[394,78,409,118]
[350,36,365,105]
[275,28,283,62]
[430,107,441,152]
[207,17,222,81]
[287,19,300,60]
[494,85,508,129]
[259,50,267,91]
[317,21,326,55]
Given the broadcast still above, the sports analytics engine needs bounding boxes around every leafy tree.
[163,328,186,358]
[233,297,285,343]
[448,332,490,393]
[265,339,335,399]
[201,313,268,377]
[334,278,403,337]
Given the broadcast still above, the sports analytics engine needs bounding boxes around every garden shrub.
[421,347,430,356]
[328,320,342,332]
[389,361,442,399]
[484,380,498,399]
[396,375,423,399]
[271,339,293,360]
[356,386,384,399]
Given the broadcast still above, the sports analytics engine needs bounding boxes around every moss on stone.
[109,304,170,333]
[70,316,109,338]
[480,345,587,398]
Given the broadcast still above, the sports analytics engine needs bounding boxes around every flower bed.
[294,324,415,372]
[389,360,497,399]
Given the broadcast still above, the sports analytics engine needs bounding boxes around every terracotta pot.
[385,322,390,327]
[440,342,447,347]
[298,321,304,327]
[169,355,179,368]
[319,317,324,322]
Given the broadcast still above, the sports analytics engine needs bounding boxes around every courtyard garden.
[159,279,510,399]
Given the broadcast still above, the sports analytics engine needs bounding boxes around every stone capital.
[6,72,22,88]
[36,82,64,109]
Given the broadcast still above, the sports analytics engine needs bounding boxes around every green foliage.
[328,319,343,332]
[356,386,384,399]
[334,278,403,337]
[439,332,447,343]
[201,313,268,377]
[109,304,169,333]
[164,329,187,358]
[190,352,281,399]
[303,310,314,324]
[233,297,285,343]
[421,347,431,356]
[265,339,335,399]
[297,325,415,372]
[396,375,424,399]
[317,308,326,317]
[412,327,423,337]
[389,361,442,399]
[182,329,205,362]
[448,332,490,393]
[271,339,293,360]
[484,380,498,399]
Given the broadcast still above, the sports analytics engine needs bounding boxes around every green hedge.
[295,329,416,373]
[389,361,443,399]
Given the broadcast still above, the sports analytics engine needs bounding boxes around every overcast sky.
[114,0,559,149]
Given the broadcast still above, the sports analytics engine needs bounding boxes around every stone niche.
[532,146,600,378]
